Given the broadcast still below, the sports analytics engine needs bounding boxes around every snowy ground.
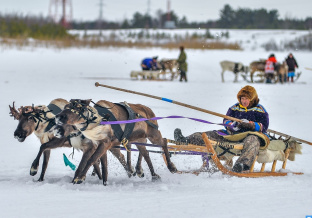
[0,30,311,218]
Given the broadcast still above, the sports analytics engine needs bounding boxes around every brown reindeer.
[55,99,177,185]
[276,61,288,84]
[9,99,135,182]
[159,59,179,80]
[249,60,266,83]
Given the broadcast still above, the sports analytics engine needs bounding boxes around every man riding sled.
[174,85,274,173]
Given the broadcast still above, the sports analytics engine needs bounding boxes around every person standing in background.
[264,54,277,84]
[285,53,299,83]
[177,46,188,82]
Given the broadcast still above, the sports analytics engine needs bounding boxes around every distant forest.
[72,4,312,30]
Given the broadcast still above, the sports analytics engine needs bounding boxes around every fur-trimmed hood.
[237,85,259,108]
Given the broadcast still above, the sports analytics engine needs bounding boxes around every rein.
[100,115,226,127]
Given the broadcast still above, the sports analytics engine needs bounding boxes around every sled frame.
[165,135,303,177]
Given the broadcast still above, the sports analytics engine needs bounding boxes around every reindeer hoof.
[137,172,144,178]
[136,168,144,178]
[127,166,136,178]
[168,162,177,173]
[127,171,136,178]
[30,167,38,176]
[152,174,161,182]
[73,176,86,184]
[37,177,44,182]
[103,181,107,186]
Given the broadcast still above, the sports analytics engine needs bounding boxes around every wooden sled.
[165,135,303,177]
[202,133,303,177]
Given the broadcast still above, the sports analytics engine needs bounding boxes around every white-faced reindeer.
[220,60,249,83]
[55,99,177,185]
[9,99,135,182]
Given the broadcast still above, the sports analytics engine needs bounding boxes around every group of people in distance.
[140,46,188,82]
[265,53,299,83]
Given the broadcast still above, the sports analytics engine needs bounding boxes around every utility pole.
[98,0,104,36]
[49,0,72,28]
[147,0,151,15]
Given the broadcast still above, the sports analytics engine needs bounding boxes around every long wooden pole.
[95,82,312,145]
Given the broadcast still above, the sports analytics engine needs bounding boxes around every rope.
[128,142,208,155]
[100,115,226,127]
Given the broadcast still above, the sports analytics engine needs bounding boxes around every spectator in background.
[264,54,277,84]
[177,46,188,82]
[285,53,299,83]
[141,56,159,71]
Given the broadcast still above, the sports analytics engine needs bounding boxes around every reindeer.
[276,61,288,84]
[159,59,179,80]
[220,60,249,83]
[55,99,177,185]
[9,99,136,182]
[249,60,266,83]
[249,60,287,83]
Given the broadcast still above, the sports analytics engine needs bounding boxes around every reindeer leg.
[100,153,108,186]
[109,145,136,177]
[135,152,144,178]
[234,72,238,83]
[92,161,102,180]
[73,141,102,182]
[221,70,225,82]
[37,150,50,182]
[30,137,67,179]
[149,130,177,173]
[73,140,110,184]
[135,143,160,181]
[250,71,254,83]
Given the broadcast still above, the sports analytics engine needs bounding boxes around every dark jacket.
[177,51,187,72]
[223,103,269,134]
[286,56,298,72]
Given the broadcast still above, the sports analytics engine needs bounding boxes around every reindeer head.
[9,102,45,142]
[55,99,92,128]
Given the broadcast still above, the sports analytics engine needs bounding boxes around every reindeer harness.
[94,102,158,147]
[19,104,62,132]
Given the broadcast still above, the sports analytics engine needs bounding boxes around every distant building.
[164,21,176,29]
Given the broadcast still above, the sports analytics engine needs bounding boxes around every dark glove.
[237,119,255,131]
[227,121,240,133]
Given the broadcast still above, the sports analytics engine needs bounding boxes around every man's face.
[241,96,250,108]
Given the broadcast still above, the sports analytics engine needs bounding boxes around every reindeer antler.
[9,102,21,120]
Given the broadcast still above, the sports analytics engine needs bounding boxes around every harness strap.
[43,104,62,132]
[116,102,136,145]
[136,113,158,130]
[94,102,159,150]
[94,104,124,142]
[47,104,62,115]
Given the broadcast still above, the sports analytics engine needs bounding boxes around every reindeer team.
[10,98,177,185]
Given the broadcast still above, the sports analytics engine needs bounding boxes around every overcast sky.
[0,0,311,22]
